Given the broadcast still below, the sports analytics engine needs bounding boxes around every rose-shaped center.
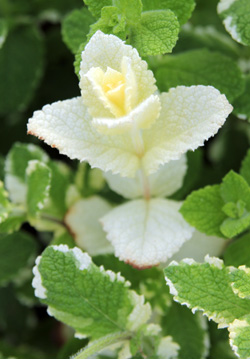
[102,67,126,114]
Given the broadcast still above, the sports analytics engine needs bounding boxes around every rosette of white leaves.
[27,31,233,178]
[101,158,194,268]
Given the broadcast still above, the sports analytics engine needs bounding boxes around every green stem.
[71,331,131,359]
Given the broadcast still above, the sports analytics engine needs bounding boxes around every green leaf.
[224,233,250,268]
[0,232,36,286]
[228,315,250,359]
[163,302,208,359]
[0,19,8,49]
[26,160,51,218]
[141,0,195,25]
[240,149,250,187]
[0,211,26,234]
[130,10,179,56]
[155,49,244,103]
[113,0,142,23]
[45,161,71,218]
[164,257,250,327]
[33,245,151,340]
[234,75,250,121]
[62,8,95,54]
[0,24,44,115]
[230,266,250,299]
[220,171,250,206]
[218,0,250,46]
[180,185,227,237]
[174,25,239,59]
[84,0,112,18]
[88,6,127,40]
[219,171,250,237]
[0,181,10,223]
[5,143,48,204]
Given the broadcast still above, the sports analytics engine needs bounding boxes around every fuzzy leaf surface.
[228,315,250,359]
[130,10,179,56]
[33,245,150,340]
[141,0,195,25]
[164,257,250,327]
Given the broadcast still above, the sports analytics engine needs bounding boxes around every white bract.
[27,30,232,178]
[27,30,233,267]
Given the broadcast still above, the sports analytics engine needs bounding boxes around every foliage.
[1,0,250,358]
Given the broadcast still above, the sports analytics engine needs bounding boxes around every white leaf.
[65,196,113,256]
[101,198,194,268]
[104,155,187,199]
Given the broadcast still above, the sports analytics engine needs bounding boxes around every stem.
[139,165,151,200]
[131,123,144,158]
[40,213,66,227]
[71,331,131,359]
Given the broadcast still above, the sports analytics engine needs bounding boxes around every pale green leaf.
[180,185,227,237]
[26,160,51,218]
[163,302,208,359]
[228,315,250,359]
[62,8,95,54]
[113,0,142,23]
[0,232,36,286]
[155,49,244,103]
[230,266,250,299]
[0,24,44,115]
[84,0,112,18]
[130,10,179,56]
[164,257,250,327]
[220,171,250,206]
[218,0,250,46]
[5,143,48,204]
[141,0,195,25]
[0,211,26,234]
[33,245,150,340]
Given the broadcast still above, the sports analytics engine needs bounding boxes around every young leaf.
[0,232,36,286]
[180,185,227,237]
[155,49,244,103]
[113,0,142,23]
[217,0,250,46]
[0,24,44,115]
[228,315,250,359]
[5,143,48,204]
[130,10,180,56]
[164,256,250,327]
[26,160,51,218]
[141,0,195,25]
[163,302,209,359]
[62,8,95,54]
[84,0,112,18]
[33,245,151,340]
[220,171,250,206]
